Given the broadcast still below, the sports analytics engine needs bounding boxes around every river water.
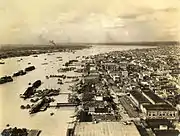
[0,45,154,136]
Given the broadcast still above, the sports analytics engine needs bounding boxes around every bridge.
[49,103,78,108]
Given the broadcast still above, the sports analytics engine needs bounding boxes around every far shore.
[0,41,179,59]
[0,45,91,59]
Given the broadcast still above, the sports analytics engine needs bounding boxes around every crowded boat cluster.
[0,66,35,84]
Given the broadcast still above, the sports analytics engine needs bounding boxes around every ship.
[32,80,41,88]
[25,66,35,72]
[13,70,26,77]
[0,76,13,84]
[20,80,41,99]
[20,87,35,99]
[29,98,48,114]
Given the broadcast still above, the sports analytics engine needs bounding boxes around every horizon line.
[0,40,179,46]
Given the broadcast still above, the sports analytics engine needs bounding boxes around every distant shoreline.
[0,41,179,59]
[0,41,179,48]
[0,45,91,59]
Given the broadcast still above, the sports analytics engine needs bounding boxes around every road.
[119,96,139,118]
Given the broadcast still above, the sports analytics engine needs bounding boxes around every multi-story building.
[129,90,178,120]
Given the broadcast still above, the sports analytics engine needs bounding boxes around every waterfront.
[0,45,154,136]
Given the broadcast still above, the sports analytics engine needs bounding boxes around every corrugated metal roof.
[74,122,140,136]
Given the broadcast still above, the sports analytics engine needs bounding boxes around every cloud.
[119,7,178,20]
[0,0,179,44]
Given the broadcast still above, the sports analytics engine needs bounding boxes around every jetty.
[49,103,78,108]
[59,92,72,95]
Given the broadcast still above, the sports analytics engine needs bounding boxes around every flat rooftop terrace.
[74,122,140,136]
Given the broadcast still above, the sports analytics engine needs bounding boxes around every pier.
[59,92,72,95]
[49,103,78,108]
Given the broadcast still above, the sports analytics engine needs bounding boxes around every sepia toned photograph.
[0,0,180,136]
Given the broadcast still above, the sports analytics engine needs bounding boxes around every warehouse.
[142,90,166,105]
[142,104,178,120]
[129,90,151,111]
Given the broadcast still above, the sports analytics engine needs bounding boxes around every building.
[145,119,175,130]
[142,90,166,105]
[129,90,178,120]
[83,72,99,83]
[142,104,178,120]
[121,70,128,78]
[143,119,180,136]
[153,130,179,136]
[129,91,151,111]
[109,72,120,82]
[74,122,141,136]
[101,62,119,72]
[83,100,112,115]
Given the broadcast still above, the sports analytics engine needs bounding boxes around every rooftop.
[74,122,140,136]
[143,90,165,104]
[130,91,151,104]
[145,119,174,129]
[154,130,179,136]
[143,104,176,111]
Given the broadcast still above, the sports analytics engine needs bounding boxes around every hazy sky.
[0,0,180,44]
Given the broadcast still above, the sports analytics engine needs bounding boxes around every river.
[0,45,154,136]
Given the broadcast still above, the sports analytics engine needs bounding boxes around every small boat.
[13,70,26,77]
[41,63,48,65]
[25,66,35,72]
[57,79,63,84]
[0,62,5,64]
[71,78,79,82]
[0,76,13,84]
[50,112,54,116]
[29,98,47,114]
[32,80,41,88]
[56,56,62,59]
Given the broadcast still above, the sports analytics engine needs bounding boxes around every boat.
[13,70,26,77]
[65,78,79,83]
[57,67,76,72]
[56,56,62,59]
[0,62,5,64]
[32,80,41,88]
[74,68,84,73]
[0,76,13,84]
[57,79,63,84]
[29,98,47,114]
[25,66,35,72]
[71,78,79,82]
[49,74,66,78]
[20,87,35,99]
[41,63,48,65]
